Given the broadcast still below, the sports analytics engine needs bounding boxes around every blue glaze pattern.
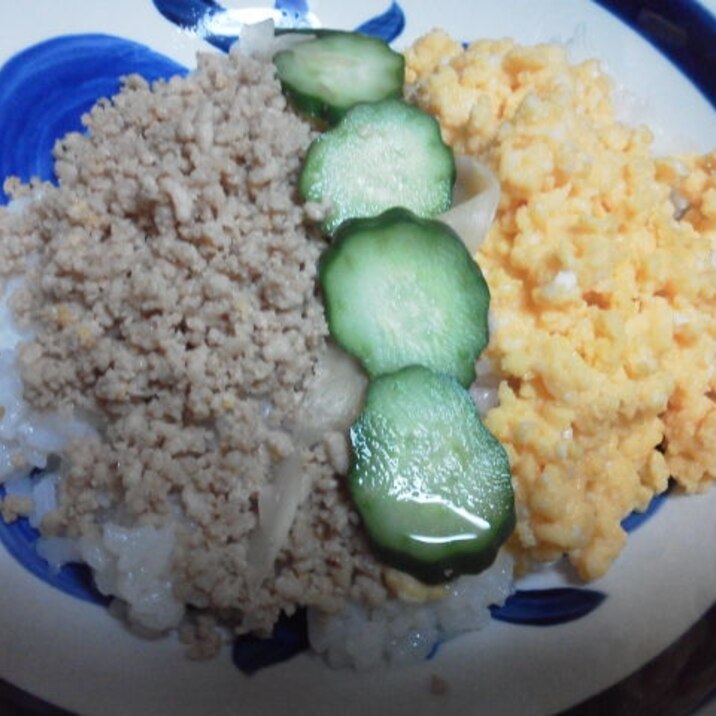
[621,484,671,533]
[232,610,309,675]
[592,0,716,107]
[276,0,311,20]
[354,2,405,42]
[0,34,186,204]
[0,482,106,605]
[152,0,270,54]
[489,490,668,629]
[152,0,405,48]
[149,0,224,29]
[491,588,607,626]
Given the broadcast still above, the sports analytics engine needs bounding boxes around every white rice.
[79,523,185,633]
[307,551,514,669]
[0,277,185,633]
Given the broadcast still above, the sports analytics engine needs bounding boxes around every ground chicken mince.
[0,47,387,642]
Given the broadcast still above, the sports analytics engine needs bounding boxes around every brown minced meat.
[0,47,386,642]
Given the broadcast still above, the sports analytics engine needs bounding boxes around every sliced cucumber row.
[350,366,515,584]
[319,208,489,387]
[272,29,514,584]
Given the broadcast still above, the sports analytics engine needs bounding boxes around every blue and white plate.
[0,1,715,714]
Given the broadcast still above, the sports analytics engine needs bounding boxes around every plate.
[0,1,714,715]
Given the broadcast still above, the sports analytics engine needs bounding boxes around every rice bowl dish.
[0,1,715,714]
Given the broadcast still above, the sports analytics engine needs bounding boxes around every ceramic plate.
[0,1,715,714]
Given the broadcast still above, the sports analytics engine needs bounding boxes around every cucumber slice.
[319,208,489,386]
[273,32,404,125]
[349,366,515,584]
[300,99,455,234]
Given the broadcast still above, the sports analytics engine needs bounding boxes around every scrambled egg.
[405,31,716,580]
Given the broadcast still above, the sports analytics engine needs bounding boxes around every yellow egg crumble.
[405,31,716,580]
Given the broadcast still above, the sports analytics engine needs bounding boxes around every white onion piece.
[293,342,368,445]
[239,19,315,60]
[439,156,500,255]
[269,30,317,55]
[238,20,275,59]
[247,450,309,586]
[247,344,367,584]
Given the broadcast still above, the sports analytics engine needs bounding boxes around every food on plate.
[273,31,405,124]
[0,36,513,666]
[0,20,713,670]
[299,98,455,233]
[405,30,715,579]
[319,208,489,386]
